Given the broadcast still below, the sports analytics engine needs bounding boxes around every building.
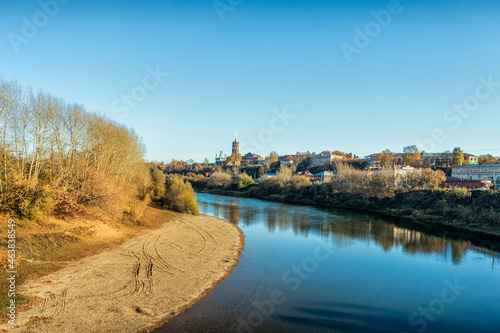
[422,152,478,166]
[295,171,314,181]
[309,152,343,167]
[280,156,294,166]
[451,164,500,182]
[440,179,493,190]
[232,135,239,156]
[391,165,420,177]
[372,165,420,176]
[215,134,242,166]
[464,154,479,165]
[371,165,421,187]
[258,173,277,181]
[241,152,263,165]
[422,153,450,167]
[364,153,379,168]
[393,153,404,164]
[364,152,404,167]
[215,151,226,166]
[314,171,335,182]
[226,134,242,166]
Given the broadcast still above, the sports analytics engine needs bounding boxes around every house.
[364,152,404,167]
[295,171,314,181]
[451,164,500,182]
[422,153,449,167]
[464,154,479,165]
[391,165,420,177]
[262,173,277,179]
[393,153,404,164]
[440,179,493,190]
[309,152,343,167]
[363,153,379,168]
[255,173,277,183]
[242,152,263,165]
[280,156,294,166]
[314,171,335,182]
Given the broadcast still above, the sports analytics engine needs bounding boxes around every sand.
[1,214,243,333]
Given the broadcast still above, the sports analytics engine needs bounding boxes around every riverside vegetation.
[174,162,500,233]
[0,78,198,319]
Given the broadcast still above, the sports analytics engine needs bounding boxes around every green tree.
[452,147,464,166]
[237,173,254,189]
[162,177,199,215]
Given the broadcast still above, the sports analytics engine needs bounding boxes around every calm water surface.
[155,193,500,333]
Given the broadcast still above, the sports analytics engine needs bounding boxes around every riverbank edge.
[1,209,245,332]
[196,189,500,238]
[137,218,245,333]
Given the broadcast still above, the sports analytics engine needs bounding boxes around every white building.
[451,164,500,181]
[309,153,343,167]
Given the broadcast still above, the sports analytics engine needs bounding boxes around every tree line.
[375,145,499,168]
[0,78,193,219]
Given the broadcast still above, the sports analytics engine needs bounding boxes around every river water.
[155,193,500,333]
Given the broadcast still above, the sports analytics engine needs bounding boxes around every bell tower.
[232,133,239,156]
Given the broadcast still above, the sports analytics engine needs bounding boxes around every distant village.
[168,135,500,191]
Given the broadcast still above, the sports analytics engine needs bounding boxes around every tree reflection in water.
[203,196,499,265]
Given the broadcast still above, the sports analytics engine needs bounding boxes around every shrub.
[162,177,199,215]
[209,171,232,188]
[237,173,254,189]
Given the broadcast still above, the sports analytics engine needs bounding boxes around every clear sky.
[1,0,500,162]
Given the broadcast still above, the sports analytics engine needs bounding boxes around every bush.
[209,171,232,188]
[162,177,199,215]
[237,173,255,189]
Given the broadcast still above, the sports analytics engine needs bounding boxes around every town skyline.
[183,134,497,165]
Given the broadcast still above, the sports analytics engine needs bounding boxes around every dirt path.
[2,214,243,333]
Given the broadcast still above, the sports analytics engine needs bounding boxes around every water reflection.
[200,195,499,265]
[157,193,500,333]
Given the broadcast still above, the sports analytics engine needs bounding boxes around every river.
[154,193,500,333]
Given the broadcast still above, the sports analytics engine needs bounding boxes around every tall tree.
[376,149,395,168]
[266,151,279,164]
[402,145,421,166]
[452,147,464,166]
[479,154,499,165]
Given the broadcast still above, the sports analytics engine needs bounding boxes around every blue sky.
[1,0,500,162]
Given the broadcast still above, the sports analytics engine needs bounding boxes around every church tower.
[232,133,239,156]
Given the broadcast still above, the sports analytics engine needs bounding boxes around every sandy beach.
[1,214,243,333]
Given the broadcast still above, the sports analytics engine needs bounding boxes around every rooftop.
[454,164,500,168]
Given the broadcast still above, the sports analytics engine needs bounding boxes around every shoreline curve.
[2,212,244,333]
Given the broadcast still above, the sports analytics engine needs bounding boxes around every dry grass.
[0,207,176,321]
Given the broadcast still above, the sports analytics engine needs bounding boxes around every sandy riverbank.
[1,213,243,333]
